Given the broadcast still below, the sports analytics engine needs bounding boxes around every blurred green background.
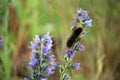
[0,0,120,80]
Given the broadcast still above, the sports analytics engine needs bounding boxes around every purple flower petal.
[33,73,46,79]
[83,19,92,27]
[76,44,85,51]
[45,55,55,61]
[24,77,32,80]
[41,46,50,55]
[28,58,37,69]
[45,66,52,75]
[0,41,2,48]
[34,35,40,44]
[74,14,79,21]
[39,35,43,40]
[65,49,74,59]
[44,39,52,49]
[77,8,83,15]
[72,22,77,28]
[0,36,2,40]
[81,11,89,21]
[44,32,51,40]
[31,42,38,49]
[64,74,70,80]
[71,63,80,70]
[51,62,58,70]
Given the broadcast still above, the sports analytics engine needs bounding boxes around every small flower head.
[33,73,46,79]
[45,66,52,75]
[31,41,38,49]
[72,22,77,28]
[34,35,40,44]
[44,39,52,49]
[76,44,85,51]
[0,42,2,48]
[39,35,43,40]
[0,36,2,40]
[65,49,74,59]
[51,62,58,70]
[81,11,89,21]
[31,50,39,58]
[0,36,2,48]
[83,19,92,27]
[24,77,32,80]
[26,32,56,80]
[45,55,55,61]
[72,8,92,30]
[41,46,50,55]
[74,14,79,21]
[77,8,83,15]
[71,63,80,70]
[43,32,52,49]
[28,58,39,70]
[44,32,51,40]
[64,74,70,80]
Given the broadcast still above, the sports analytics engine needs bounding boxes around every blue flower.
[41,78,48,80]
[77,8,83,15]
[26,32,56,80]
[33,73,46,79]
[74,14,79,21]
[0,36,2,40]
[44,32,51,40]
[43,32,52,50]
[30,35,41,49]
[31,41,38,49]
[72,22,77,29]
[44,39,52,46]
[39,35,43,40]
[34,35,40,44]
[64,74,70,80]
[71,63,80,70]
[83,19,92,27]
[65,49,74,59]
[31,50,39,58]
[51,62,58,70]
[37,74,46,79]
[45,66,52,75]
[41,46,50,55]
[44,39,52,49]
[0,36,2,48]
[72,8,92,30]
[28,58,38,70]
[45,55,55,61]
[81,11,89,21]
[24,77,32,80]
[0,41,2,48]
[76,44,85,51]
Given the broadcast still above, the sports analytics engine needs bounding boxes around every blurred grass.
[0,0,120,80]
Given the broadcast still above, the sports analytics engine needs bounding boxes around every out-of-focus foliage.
[0,0,120,80]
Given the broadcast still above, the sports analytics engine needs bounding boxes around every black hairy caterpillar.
[66,27,83,48]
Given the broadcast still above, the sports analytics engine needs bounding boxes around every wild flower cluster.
[73,8,92,29]
[0,36,2,48]
[25,8,92,80]
[58,8,92,80]
[24,32,57,80]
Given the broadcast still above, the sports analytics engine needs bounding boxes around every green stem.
[59,40,77,80]
[39,42,43,73]
[59,61,70,80]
